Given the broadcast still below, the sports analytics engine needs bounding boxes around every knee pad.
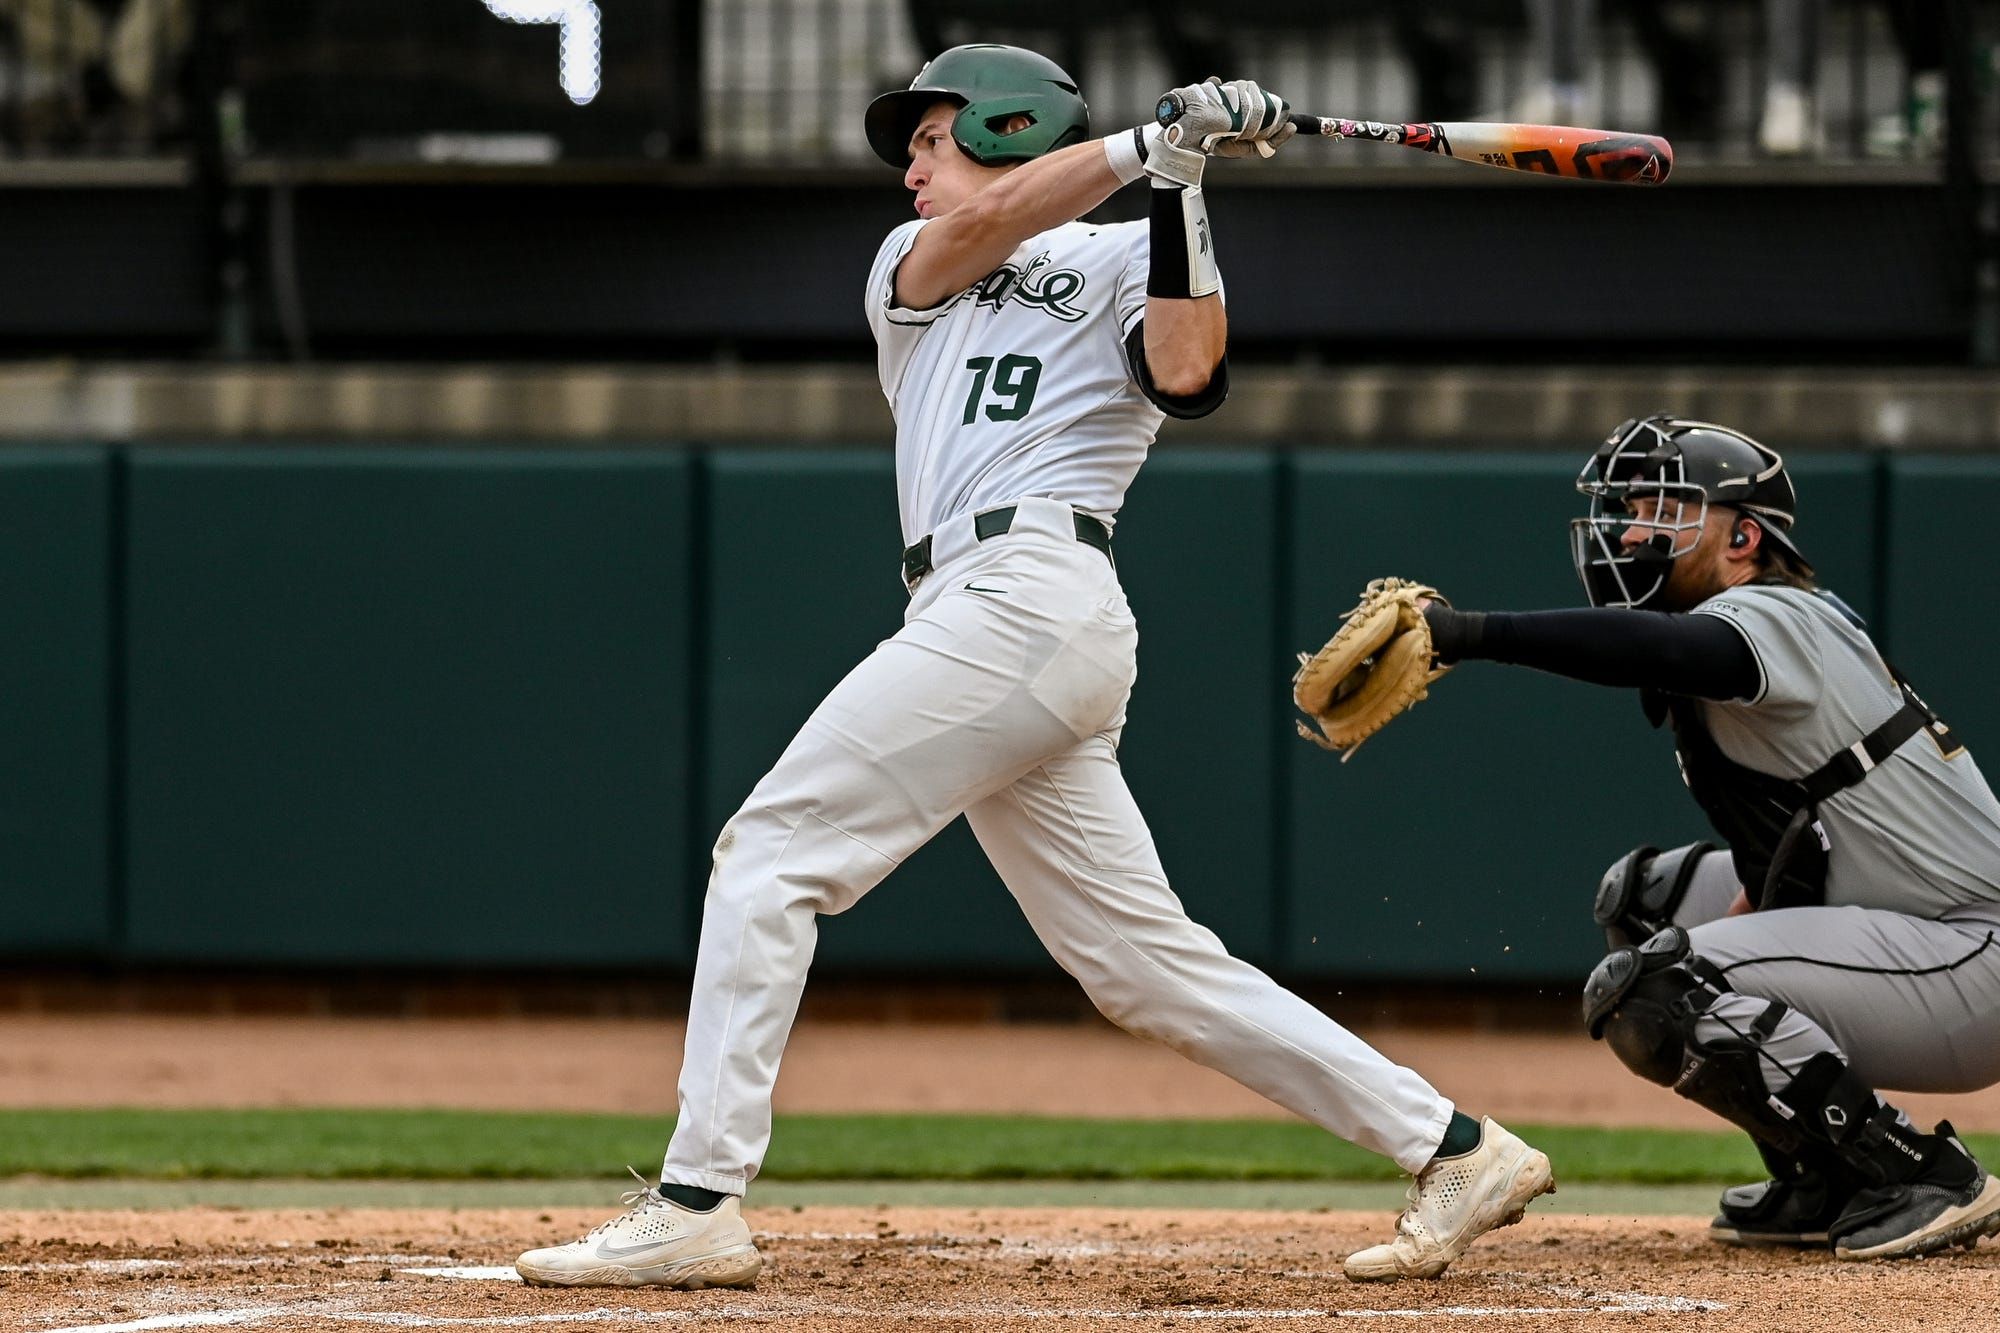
[1583,927,1705,1085]
[1586,930,1883,1171]
[1593,841,1714,946]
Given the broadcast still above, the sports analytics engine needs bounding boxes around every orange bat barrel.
[1293,116,1674,185]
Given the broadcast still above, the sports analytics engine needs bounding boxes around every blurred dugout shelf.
[3,362,1999,448]
[0,1,1996,364]
[0,0,1992,165]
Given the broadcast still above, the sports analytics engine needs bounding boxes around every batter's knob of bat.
[1155,92,1186,126]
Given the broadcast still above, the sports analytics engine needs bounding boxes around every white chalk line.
[402,1266,521,1280]
[40,1306,302,1333]
[39,1289,1724,1333]
[28,1240,1724,1332]
[7,1255,452,1275]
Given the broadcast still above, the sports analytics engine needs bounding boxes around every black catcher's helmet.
[1571,415,1811,610]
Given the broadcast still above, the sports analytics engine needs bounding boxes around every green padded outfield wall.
[1883,457,1997,758]
[1281,452,1880,982]
[5,444,1888,977]
[1114,451,1282,964]
[1782,455,1883,628]
[0,448,112,955]
[700,450,1280,973]
[121,448,696,967]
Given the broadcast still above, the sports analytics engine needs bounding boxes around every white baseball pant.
[663,498,1453,1192]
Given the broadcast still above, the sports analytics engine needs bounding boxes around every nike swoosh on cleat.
[595,1239,677,1259]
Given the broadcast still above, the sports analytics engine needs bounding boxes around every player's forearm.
[1425,605,1759,700]
[1134,162,1226,396]
[1141,295,1225,396]
[897,140,1124,309]
[972,137,1125,238]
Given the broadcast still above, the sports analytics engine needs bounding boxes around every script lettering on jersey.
[953,252,1089,323]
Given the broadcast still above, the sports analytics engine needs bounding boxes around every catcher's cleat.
[1710,1172,1853,1247]
[1831,1126,2000,1261]
[1342,1117,1555,1282]
[515,1168,762,1289]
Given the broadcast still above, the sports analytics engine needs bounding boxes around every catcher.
[1299,414,2000,1260]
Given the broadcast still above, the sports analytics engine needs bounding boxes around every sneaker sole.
[1835,1176,2000,1261]
[1707,1223,1829,1248]
[516,1245,763,1289]
[1344,1148,1557,1282]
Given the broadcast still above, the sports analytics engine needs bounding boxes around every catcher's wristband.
[1423,604,1483,664]
[1147,183,1221,300]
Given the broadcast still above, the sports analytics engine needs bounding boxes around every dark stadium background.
[2,0,1995,1006]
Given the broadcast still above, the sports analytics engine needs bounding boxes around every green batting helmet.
[865,44,1090,169]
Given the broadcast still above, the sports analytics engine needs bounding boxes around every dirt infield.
[11,1016,2000,1329]
[9,1204,1999,1333]
[8,1015,2000,1131]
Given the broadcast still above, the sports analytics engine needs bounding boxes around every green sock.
[658,1182,728,1211]
[1430,1110,1484,1163]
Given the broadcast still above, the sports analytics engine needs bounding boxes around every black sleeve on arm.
[1123,320,1228,420]
[1424,605,1760,701]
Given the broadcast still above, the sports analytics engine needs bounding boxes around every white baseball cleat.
[1342,1117,1555,1282]
[514,1169,762,1289]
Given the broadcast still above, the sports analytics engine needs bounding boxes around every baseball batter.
[1421,414,2000,1260]
[515,45,1553,1290]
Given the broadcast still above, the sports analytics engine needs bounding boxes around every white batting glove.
[1205,78,1296,159]
[1144,80,1235,187]
[1172,78,1291,153]
[1141,119,1206,189]
[1144,78,1293,186]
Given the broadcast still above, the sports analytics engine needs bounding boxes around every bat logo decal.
[1573,136,1674,184]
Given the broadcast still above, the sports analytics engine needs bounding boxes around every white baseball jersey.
[865,217,1165,545]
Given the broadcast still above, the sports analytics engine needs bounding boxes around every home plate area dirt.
[9,1206,2000,1333]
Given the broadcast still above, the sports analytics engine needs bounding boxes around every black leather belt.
[902,506,1112,589]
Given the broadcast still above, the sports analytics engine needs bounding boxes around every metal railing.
[0,0,1988,166]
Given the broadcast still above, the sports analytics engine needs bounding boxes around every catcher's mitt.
[1292,577,1452,761]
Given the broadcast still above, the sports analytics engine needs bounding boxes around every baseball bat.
[1155,92,1673,185]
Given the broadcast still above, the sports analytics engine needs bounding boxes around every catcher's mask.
[1571,415,1810,610]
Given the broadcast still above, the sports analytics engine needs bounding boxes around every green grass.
[9,1108,1972,1185]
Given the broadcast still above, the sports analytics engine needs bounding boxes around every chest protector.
[1644,665,1961,913]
